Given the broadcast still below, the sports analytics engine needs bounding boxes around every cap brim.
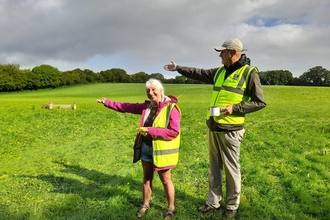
[214,47,247,52]
[214,46,225,52]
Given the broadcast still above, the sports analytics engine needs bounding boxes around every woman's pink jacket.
[103,95,181,167]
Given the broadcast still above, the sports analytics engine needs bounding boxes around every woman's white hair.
[145,78,165,96]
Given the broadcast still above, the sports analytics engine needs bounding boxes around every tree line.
[258,66,330,86]
[0,64,329,92]
[0,64,200,92]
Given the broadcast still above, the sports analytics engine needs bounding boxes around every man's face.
[219,49,234,66]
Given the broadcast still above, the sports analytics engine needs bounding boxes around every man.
[164,38,266,218]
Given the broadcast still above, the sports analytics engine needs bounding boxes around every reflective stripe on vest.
[152,103,181,168]
[206,65,256,124]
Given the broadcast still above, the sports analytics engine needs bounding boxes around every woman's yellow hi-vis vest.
[152,103,181,168]
[206,64,256,124]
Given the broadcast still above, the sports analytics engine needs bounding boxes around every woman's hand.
[96,97,106,104]
[139,127,149,136]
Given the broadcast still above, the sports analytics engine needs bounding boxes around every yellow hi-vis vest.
[206,64,257,124]
[152,103,181,168]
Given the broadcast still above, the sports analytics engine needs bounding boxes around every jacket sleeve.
[104,99,146,114]
[233,70,267,114]
[177,66,218,84]
[147,106,181,141]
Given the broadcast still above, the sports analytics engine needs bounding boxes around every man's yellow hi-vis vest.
[152,103,181,168]
[206,64,256,124]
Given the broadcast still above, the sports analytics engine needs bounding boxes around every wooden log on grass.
[42,103,76,110]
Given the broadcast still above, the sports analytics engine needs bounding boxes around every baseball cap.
[214,38,245,52]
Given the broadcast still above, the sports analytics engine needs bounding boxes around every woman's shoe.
[164,208,175,220]
[136,204,150,218]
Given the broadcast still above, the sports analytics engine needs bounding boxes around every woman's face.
[146,84,162,105]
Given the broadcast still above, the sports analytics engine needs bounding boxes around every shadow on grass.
[0,204,33,220]
[43,162,141,198]
[13,161,217,219]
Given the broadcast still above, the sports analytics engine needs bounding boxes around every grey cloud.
[1,0,330,76]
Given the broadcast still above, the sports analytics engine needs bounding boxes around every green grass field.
[0,84,329,220]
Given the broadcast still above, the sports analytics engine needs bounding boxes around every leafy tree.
[99,69,113,82]
[84,69,96,83]
[61,70,80,86]
[325,70,330,86]
[65,68,96,84]
[289,77,305,86]
[186,77,202,84]
[174,75,186,84]
[0,64,28,91]
[32,64,61,88]
[149,73,165,82]
[259,70,293,85]
[299,66,329,86]
[0,64,16,91]
[99,68,130,83]
[163,78,176,84]
[259,71,271,85]
[111,68,130,83]
[130,72,149,83]
[94,72,105,83]
[24,69,40,90]
[72,68,87,84]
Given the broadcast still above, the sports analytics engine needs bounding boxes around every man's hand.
[164,61,178,71]
[221,105,233,115]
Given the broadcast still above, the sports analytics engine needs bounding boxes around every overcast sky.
[1,0,329,78]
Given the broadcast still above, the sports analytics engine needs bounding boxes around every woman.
[96,79,181,219]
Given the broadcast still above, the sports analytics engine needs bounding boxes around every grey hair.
[145,78,165,96]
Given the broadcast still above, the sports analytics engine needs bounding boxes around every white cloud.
[26,0,64,11]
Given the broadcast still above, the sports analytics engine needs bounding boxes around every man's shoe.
[197,204,217,213]
[225,209,238,218]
